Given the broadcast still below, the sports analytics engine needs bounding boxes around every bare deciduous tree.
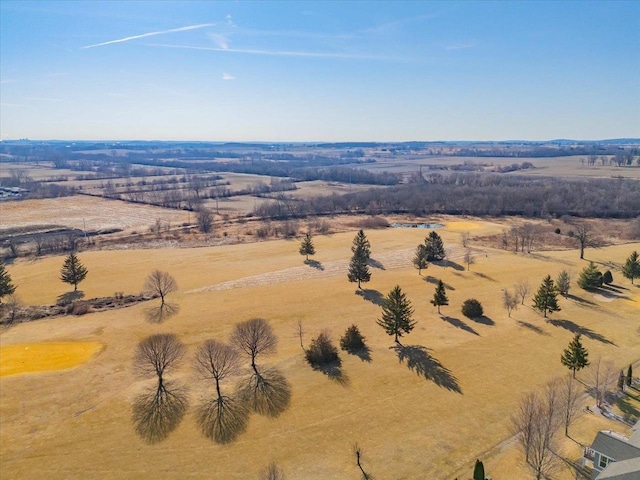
[144,270,178,307]
[502,289,518,317]
[512,380,562,480]
[134,333,186,387]
[259,462,285,480]
[463,248,475,271]
[132,333,187,443]
[194,340,240,398]
[196,208,214,233]
[572,222,600,260]
[587,357,618,409]
[231,318,277,375]
[515,280,530,305]
[559,374,582,437]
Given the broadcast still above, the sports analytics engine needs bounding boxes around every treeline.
[255,174,640,219]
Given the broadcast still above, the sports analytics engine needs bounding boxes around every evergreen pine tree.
[577,262,603,290]
[299,232,315,261]
[430,279,449,314]
[377,285,415,343]
[412,244,428,276]
[622,251,640,285]
[60,253,88,292]
[424,231,445,261]
[473,460,486,480]
[347,230,371,289]
[556,270,571,297]
[532,275,561,317]
[0,261,17,303]
[560,333,589,378]
[628,364,633,387]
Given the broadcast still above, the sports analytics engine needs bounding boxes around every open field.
[0,195,189,233]
[1,221,638,479]
[353,155,640,180]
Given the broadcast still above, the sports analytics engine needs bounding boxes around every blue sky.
[1,1,638,142]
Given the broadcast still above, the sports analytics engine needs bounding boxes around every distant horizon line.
[2,137,639,145]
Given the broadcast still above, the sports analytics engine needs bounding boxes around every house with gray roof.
[585,422,640,480]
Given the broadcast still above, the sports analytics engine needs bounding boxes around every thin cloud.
[145,43,402,61]
[1,79,18,84]
[82,23,215,49]
[222,73,235,81]
[1,103,30,108]
[208,33,229,50]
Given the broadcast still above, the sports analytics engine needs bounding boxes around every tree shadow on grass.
[618,395,640,423]
[304,259,324,271]
[467,315,495,326]
[546,319,616,346]
[310,360,350,386]
[391,344,462,393]
[132,381,188,444]
[441,316,479,336]
[144,302,180,324]
[56,290,84,306]
[423,276,455,290]
[195,394,250,444]
[566,294,597,307]
[472,272,496,282]
[437,259,464,271]
[344,345,372,362]
[237,367,291,418]
[516,320,549,336]
[356,289,385,306]
[368,258,385,270]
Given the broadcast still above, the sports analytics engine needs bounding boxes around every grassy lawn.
[1,221,638,479]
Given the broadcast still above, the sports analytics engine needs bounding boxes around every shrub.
[602,270,613,285]
[462,299,484,319]
[305,331,340,367]
[340,324,366,352]
[554,228,561,234]
[70,301,90,316]
[356,216,389,229]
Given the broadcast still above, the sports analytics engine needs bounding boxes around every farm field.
[1,221,638,479]
[354,155,640,180]
[0,195,189,234]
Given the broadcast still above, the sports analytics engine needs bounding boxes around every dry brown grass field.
[358,155,640,180]
[0,196,189,233]
[1,221,638,479]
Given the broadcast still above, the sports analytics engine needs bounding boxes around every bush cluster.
[461,299,484,319]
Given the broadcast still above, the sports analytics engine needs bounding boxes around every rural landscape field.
[1,140,639,479]
[2,1,639,479]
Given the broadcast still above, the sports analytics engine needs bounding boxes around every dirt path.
[185,246,467,294]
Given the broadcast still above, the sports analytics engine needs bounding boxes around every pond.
[390,223,444,229]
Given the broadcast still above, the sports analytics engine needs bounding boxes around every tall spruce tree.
[377,285,415,344]
[622,251,640,285]
[424,231,446,261]
[556,270,571,298]
[532,275,561,318]
[577,262,603,290]
[0,261,17,303]
[430,279,449,314]
[412,244,428,276]
[560,334,589,378]
[60,253,88,292]
[299,232,316,261]
[628,364,633,387]
[348,230,371,289]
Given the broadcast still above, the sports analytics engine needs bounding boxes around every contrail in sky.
[82,23,214,49]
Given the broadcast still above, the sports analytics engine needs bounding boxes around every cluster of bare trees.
[511,375,583,479]
[512,357,625,478]
[132,318,290,445]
